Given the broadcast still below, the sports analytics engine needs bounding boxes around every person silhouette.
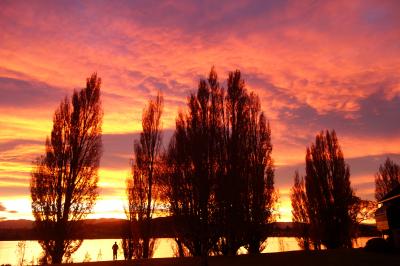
[112,241,119,260]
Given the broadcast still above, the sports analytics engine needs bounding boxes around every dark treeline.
[0,219,379,241]
[124,68,276,262]
[163,68,276,257]
[30,68,385,264]
[290,131,398,251]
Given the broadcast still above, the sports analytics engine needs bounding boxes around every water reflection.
[0,237,371,265]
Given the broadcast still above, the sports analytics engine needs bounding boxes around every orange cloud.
[0,0,399,220]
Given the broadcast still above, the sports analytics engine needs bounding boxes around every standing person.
[112,241,119,260]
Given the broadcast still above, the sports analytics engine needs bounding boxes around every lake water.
[0,237,372,265]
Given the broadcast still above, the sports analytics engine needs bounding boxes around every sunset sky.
[1,0,400,222]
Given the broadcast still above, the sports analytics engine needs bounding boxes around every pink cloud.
[0,0,399,219]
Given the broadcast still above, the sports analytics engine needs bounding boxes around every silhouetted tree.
[164,68,276,258]
[375,158,400,201]
[121,184,140,260]
[31,73,103,264]
[290,171,311,250]
[216,70,276,255]
[242,93,275,254]
[349,199,377,239]
[121,233,134,260]
[354,200,377,224]
[165,68,225,262]
[126,93,163,259]
[304,130,358,249]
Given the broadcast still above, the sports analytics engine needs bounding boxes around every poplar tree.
[31,74,103,264]
[165,68,276,258]
[304,130,357,249]
[126,93,163,259]
[290,171,311,250]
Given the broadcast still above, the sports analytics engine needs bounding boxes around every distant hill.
[0,219,33,229]
[0,217,164,240]
[0,218,379,241]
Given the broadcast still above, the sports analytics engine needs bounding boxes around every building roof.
[379,185,400,204]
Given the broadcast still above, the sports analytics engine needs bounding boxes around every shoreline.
[63,249,399,266]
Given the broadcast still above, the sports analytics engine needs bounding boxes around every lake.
[0,237,372,265]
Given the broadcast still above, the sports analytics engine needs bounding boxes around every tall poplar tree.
[165,68,225,261]
[31,74,103,264]
[126,93,163,259]
[216,70,275,255]
[304,130,357,249]
[290,171,311,250]
[165,68,276,258]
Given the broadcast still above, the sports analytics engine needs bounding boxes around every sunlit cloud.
[0,0,399,220]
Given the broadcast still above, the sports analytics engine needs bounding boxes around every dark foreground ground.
[65,249,399,266]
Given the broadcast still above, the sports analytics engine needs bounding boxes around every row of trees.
[166,68,276,258]
[290,130,359,250]
[290,132,400,251]
[30,69,400,263]
[124,68,276,262]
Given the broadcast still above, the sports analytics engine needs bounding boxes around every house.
[375,185,400,248]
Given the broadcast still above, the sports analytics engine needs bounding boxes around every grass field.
[65,249,399,266]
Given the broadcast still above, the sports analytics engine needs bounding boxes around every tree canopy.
[164,68,276,258]
[375,157,400,201]
[303,130,358,249]
[31,73,103,264]
[124,93,163,259]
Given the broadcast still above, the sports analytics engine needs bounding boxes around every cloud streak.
[0,0,399,220]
